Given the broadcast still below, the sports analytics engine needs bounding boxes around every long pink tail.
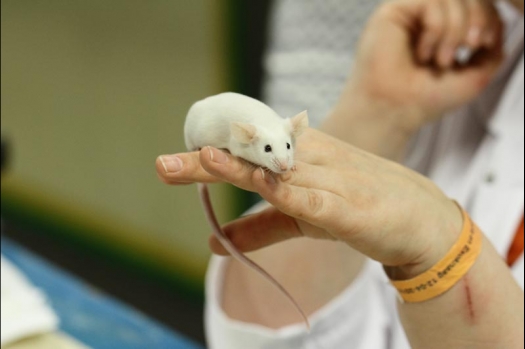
[197,183,310,331]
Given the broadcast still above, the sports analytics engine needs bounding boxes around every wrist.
[335,83,430,135]
[385,199,464,281]
[344,80,435,134]
[320,87,422,160]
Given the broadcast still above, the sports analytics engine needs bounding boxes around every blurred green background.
[2,0,233,285]
[1,0,271,334]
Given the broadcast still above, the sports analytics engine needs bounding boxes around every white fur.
[184,92,308,173]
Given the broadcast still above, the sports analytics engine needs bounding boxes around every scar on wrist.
[463,276,476,325]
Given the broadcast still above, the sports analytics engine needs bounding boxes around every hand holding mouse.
[200,128,464,280]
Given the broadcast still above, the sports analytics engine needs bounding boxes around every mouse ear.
[231,122,258,144]
[290,110,309,138]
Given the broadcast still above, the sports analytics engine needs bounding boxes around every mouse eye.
[264,145,272,153]
[286,143,291,150]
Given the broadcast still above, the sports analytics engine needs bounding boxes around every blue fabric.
[1,237,203,349]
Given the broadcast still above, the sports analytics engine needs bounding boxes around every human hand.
[416,0,502,67]
[201,128,463,278]
[342,0,503,134]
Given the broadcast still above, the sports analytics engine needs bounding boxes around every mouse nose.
[278,161,288,172]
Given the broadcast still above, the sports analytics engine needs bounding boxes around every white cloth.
[1,255,59,347]
[205,3,524,349]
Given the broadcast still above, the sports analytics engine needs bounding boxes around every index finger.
[156,152,221,185]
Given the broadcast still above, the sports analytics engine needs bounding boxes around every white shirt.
[205,5,524,349]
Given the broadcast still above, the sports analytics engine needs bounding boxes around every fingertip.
[155,155,168,174]
[156,172,170,185]
[208,235,229,256]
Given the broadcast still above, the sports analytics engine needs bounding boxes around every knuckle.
[183,153,200,171]
[425,16,444,36]
[306,190,325,219]
[280,185,294,205]
[276,186,298,215]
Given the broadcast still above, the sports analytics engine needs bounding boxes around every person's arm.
[397,235,524,349]
[155,0,505,331]
[321,0,503,161]
[198,127,524,348]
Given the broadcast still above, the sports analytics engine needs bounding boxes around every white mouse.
[185,92,308,173]
[184,92,310,329]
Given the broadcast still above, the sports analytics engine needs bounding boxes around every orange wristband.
[390,206,483,303]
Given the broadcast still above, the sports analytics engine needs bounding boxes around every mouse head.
[230,111,308,173]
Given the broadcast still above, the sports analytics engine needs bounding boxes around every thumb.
[209,207,325,255]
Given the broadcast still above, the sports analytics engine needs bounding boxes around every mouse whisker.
[264,167,276,175]
[271,158,280,170]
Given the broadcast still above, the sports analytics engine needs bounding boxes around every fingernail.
[161,155,183,173]
[260,168,276,185]
[208,146,228,164]
[467,27,481,46]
